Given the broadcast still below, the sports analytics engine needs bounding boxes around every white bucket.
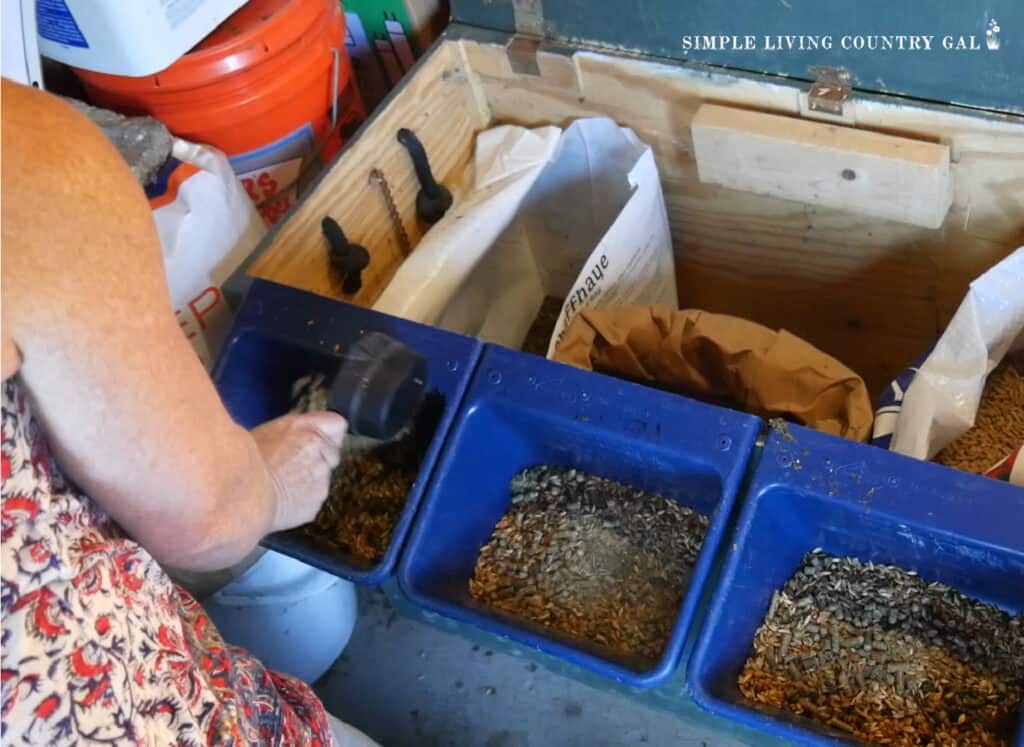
[203,550,357,683]
[35,0,246,76]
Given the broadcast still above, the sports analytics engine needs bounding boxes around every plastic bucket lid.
[211,549,343,606]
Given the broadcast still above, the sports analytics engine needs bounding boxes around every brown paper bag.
[554,306,873,441]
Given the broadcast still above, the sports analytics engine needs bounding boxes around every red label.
[175,286,223,340]
[237,156,302,225]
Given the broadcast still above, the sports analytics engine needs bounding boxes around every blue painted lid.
[453,0,1022,115]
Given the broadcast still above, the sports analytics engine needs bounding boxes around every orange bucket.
[77,0,365,224]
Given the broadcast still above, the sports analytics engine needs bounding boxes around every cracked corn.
[470,466,709,665]
[739,549,1024,746]
[291,375,424,563]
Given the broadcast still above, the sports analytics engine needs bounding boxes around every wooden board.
[461,40,1023,391]
[246,34,1024,394]
[690,103,953,229]
[247,42,489,307]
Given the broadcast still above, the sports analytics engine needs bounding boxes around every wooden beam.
[690,103,953,229]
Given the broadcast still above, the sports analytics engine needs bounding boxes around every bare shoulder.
[2,79,113,155]
[1,79,120,188]
[1,79,168,342]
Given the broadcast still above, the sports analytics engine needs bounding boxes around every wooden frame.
[241,27,1024,393]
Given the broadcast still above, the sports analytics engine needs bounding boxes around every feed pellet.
[934,355,1024,475]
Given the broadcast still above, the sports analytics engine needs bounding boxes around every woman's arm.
[1,81,344,571]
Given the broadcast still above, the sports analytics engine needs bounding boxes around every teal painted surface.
[381,578,788,747]
[452,0,1023,115]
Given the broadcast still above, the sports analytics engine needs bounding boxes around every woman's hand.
[252,411,347,531]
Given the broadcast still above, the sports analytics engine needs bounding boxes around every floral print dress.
[1,379,332,746]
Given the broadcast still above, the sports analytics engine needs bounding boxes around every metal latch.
[807,66,851,116]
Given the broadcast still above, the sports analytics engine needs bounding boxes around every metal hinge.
[508,0,544,75]
[507,35,542,76]
[512,0,545,37]
[807,66,852,116]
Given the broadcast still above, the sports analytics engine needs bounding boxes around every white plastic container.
[35,0,247,76]
[202,550,358,683]
[2,0,43,87]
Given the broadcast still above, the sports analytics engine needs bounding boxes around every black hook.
[322,217,369,294]
[397,128,452,225]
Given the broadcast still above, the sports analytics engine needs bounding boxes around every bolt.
[398,128,453,224]
[322,217,369,294]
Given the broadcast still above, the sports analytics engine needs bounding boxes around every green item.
[345,0,418,54]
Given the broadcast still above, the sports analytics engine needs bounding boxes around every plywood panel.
[460,41,1023,391]
[247,37,1022,395]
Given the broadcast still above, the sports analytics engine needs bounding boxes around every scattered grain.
[470,466,709,665]
[290,374,429,563]
[739,549,1024,746]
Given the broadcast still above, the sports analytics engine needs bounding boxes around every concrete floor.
[315,588,749,747]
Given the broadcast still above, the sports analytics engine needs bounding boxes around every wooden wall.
[248,37,1024,394]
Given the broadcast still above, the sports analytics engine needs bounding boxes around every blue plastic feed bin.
[689,423,1024,746]
[212,279,483,586]
[398,345,761,688]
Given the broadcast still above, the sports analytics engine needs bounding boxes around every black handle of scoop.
[328,331,427,440]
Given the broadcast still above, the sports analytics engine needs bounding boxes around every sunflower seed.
[738,549,1023,746]
[469,465,709,665]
